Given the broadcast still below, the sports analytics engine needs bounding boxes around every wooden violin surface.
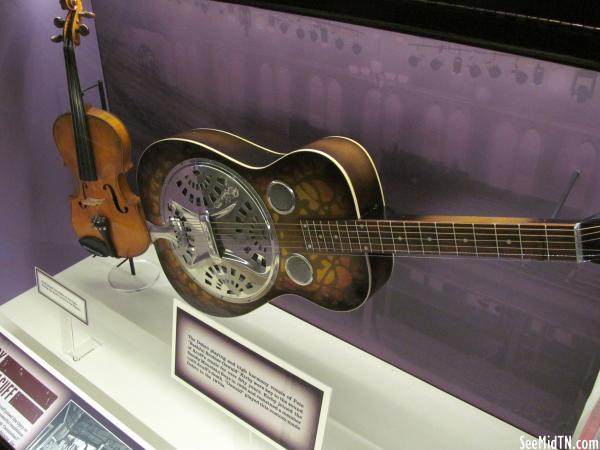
[53,107,150,258]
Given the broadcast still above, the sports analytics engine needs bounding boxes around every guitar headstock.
[579,215,600,263]
[51,0,95,45]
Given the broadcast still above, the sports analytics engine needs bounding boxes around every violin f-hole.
[103,184,129,213]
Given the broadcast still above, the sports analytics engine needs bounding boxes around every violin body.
[53,106,150,258]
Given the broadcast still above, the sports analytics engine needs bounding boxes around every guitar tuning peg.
[78,24,90,36]
[50,34,64,43]
[53,17,65,28]
[80,11,96,19]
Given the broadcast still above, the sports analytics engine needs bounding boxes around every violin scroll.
[51,0,94,46]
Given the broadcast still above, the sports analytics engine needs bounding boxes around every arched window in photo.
[326,79,343,132]
[512,129,542,196]
[485,121,518,189]
[259,63,275,122]
[308,75,325,129]
[422,104,444,162]
[382,94,402,152]
[445,110,471,170]
[361,89,382,149]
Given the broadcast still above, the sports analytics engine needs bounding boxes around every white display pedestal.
[0,249,529,449]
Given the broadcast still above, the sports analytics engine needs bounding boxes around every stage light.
[408,55,421,67]
[514,70,528,84]
[469,65,481,78]
[487,64,501,78]
[533,64,544,85]
[452,56,462,74]
[430,57,442,71]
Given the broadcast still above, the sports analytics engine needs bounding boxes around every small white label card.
[35,267,88,325]
[172,299,331,450]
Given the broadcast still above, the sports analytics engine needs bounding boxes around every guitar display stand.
[84,80,161,293]
[551,170,580,219]
[107,257,160,293]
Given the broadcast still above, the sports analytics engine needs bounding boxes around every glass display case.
[1,0,599,449]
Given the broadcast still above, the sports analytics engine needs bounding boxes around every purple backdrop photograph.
[90,0,600,438]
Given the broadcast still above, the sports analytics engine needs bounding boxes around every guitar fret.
[403,221,410,254]
[365,222,372,252]
[544,224,550,260]
[336,222,343,252]
[451,223,459,255]
[472,224,479,257]
[434,222,441,254]
[493,223,500,258]
[328,221,335,253]
[355,221,362,252]
[518,224,524,259]
[377,221,384,253]
[345,221,353,253]
[300,221,309,251]
[417,222,425,254]
[312,220,321,252]
[305,221,315,251]
[390,221,397,254]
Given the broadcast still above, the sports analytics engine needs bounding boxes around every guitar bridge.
[147,201,219,267]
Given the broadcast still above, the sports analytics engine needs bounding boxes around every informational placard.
[172,300,331,450]
[35,267,88,324]
[0,330,145,450]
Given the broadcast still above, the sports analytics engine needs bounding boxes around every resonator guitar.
[137,129,600,317]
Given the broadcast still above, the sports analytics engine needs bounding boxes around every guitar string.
[176,224,600,245]
[160,245,586,260]
[166,235,598,257]
[181,217,600,238]
[177,228,600,247]
[181,231,583,247]
[181,217,600,233]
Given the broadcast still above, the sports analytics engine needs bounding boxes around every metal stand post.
[551,170,580,219]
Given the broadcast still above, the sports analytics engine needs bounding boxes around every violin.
[51,0,150,258]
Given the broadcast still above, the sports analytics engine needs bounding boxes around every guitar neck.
[298,216,583,263]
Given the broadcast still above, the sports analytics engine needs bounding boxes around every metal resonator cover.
[159,158,279,304]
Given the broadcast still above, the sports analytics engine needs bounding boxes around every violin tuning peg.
[80,11,96,19]
[78,24,90,36]
[50,34,64,43]
[53,17,65,28]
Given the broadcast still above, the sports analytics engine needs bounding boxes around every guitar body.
[138,129,393,317]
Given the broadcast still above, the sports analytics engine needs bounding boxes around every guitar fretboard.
[297,218,580,262]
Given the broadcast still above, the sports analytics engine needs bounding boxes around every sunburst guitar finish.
[138,129,392,317]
